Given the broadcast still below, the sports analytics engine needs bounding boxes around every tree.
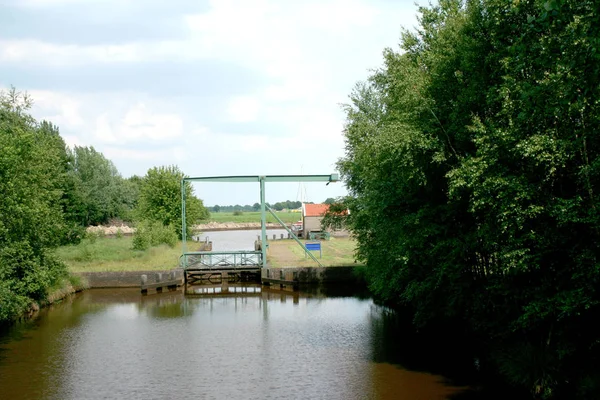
[323,197,336,205]
[0,88,69,323]
[36,120,86,243]
[337,0,600,397]
[136,165,209,239]
[252,202,260,211]
[212,205,221,213]
[72,146,132,226]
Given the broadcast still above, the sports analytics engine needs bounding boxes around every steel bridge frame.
[181,174,338,270]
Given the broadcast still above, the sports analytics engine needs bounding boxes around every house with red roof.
[301,203,330,238]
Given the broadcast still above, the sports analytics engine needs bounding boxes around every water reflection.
[0,287,467,400]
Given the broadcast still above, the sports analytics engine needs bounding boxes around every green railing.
[182,250,262,270]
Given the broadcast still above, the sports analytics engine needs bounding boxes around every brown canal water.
[0,287,470,400]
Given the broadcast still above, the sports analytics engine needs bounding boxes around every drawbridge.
[180,174,338,284]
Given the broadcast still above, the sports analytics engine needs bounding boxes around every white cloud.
[102,146,175,162]
[0,39,193,66]
[22,89,186,146]
[12,0,114,6]
[61,134,84,148]
[227,96,261,123]
[28,90,85,128]
[94,103,183,144]
[2,0,420,203]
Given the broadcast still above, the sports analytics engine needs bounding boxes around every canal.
[0,286,472,400]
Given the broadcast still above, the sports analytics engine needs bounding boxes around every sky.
[0,0,419,206]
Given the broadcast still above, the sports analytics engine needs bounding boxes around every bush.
[233,210,243,216]
[132,220,178,251]
[0,241,68,323]
[84,230,105,244]
[0,282,28,322]
[132,231,150,251]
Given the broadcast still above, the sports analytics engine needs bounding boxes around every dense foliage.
[335,0,600,397]
[131,220,178,251]
[0,90,208,324]
[68,146,139,226]
[0,90,69,322]
[135,165,209,239]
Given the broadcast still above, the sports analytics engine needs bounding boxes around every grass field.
[267,237,360,267]
[206,211,300,224]
[53,236,200,272]
[54,234,358,272]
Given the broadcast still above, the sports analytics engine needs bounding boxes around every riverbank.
[86,221,291,235]
[53,237,199,272]
[267,237,359,267]
[85,210,301,236]
[11,274,90,323]
[55,234,359,273]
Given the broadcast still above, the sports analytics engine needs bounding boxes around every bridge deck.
[182,251,263,284]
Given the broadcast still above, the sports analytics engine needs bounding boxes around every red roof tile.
[303,203,329,217]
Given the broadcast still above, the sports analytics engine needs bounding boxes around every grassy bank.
[267,237,360,267]
[53,236,197,272]
[54,234,358,272]
[206,211,300,224]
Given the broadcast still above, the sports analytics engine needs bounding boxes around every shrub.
[233,210,243,216]
[132,220,178,251]
[84,230,104,244]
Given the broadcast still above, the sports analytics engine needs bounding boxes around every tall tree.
[337,0,600,397]
[69,146,133,226]
[0,89,68,322]
[136,165,209,238]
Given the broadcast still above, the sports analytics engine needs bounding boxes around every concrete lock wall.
[77,269,184,288]
[262,266,358,284]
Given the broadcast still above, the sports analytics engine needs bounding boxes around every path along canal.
[0,286,475,400]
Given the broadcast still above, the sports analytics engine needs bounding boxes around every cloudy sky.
[0,0,419,206]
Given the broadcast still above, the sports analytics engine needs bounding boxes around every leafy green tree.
[69,146,126,226]
[0,88,69,323]
[323,197,336,205]
[35,120,86,243]
[136,165,209,239]
[337,0,600,397]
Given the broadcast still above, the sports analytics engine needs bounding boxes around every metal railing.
[182,251,262,270]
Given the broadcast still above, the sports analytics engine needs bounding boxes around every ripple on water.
[0,288,466,400]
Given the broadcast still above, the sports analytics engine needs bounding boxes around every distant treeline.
[211,200,304,213]
[210,198,337,213]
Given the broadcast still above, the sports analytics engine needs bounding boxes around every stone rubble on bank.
[85,222,286,235]
[86,225,135,235]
